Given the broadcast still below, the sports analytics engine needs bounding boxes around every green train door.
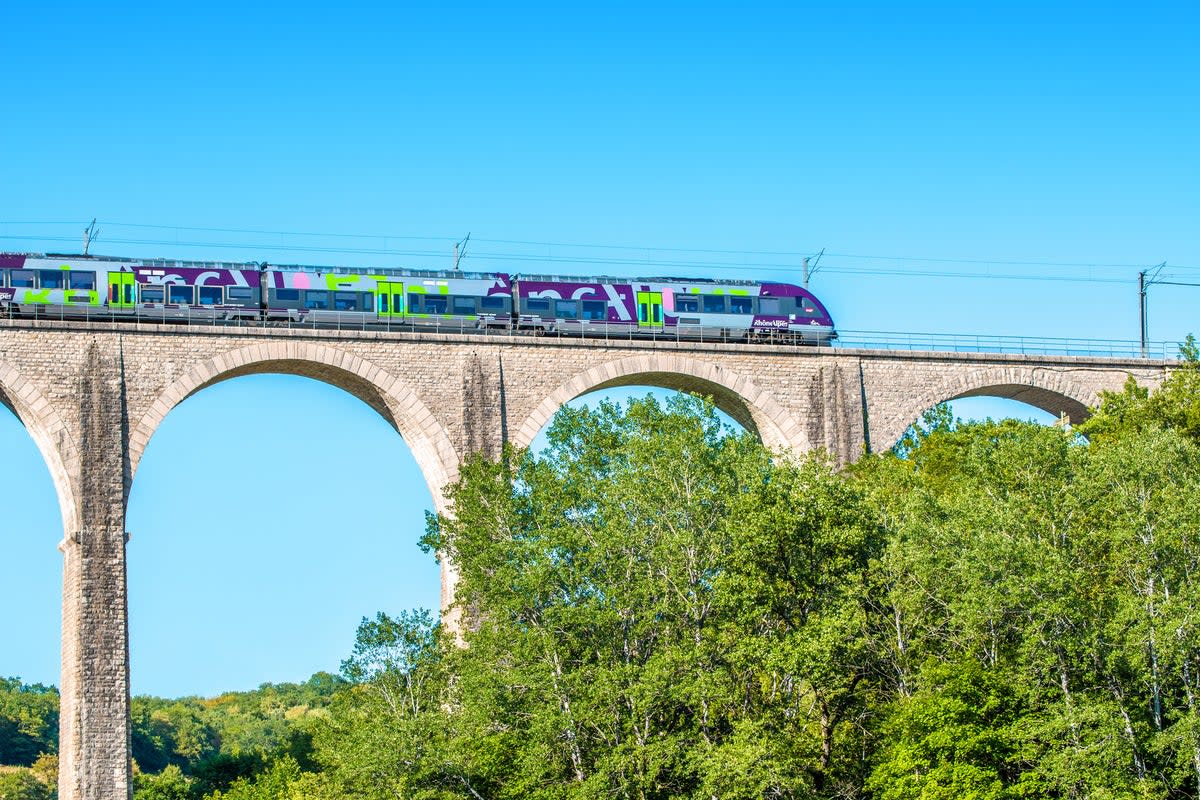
[636,291,663,329]
[108,271,136,308]
[377,281,405,318]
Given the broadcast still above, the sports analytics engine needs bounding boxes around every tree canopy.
[302,363,1200,799]
[9,346,1200,799]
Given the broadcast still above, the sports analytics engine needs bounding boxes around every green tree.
[0,679,58,766]
[133,763,192,800]
[310,610,459,800]
[307,394,885,798]
[426,395,773,798]
[305,369,1200,797]
[867,660,1019,800]
[864,392,1200,798]
[710,452,884,796]
[0,769,52,800]
[201,757,319,800]
[1080,334,1200,443]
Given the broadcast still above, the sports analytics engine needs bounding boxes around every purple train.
[0,252,837,343]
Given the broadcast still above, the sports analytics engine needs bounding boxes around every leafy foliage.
[1080,334,1200,443]
[0,679,57,767]
[0,768,53,800]
[306,394,888,799]
[305,366,1200,798]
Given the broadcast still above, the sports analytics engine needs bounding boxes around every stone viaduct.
[0,319,1171,800]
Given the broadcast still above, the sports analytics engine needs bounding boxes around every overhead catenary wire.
[0,222,1194,286]
[1,219,1195,271]
[112,223,1200,270]
[0,233,1157,285]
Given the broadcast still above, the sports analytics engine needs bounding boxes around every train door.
[376,281,404,318]
[107,271,135,309]
[636,291,663,329]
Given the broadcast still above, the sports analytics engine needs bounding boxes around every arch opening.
[878,370,1097,453]
[514,356,803,453]
[0,401,65,694]
[892,394,1074,457]
[129,347,461,513]
[585,372,758,433]
[184,359,396,434]
[127,373,442,698]
[953,384,1089,423]
[527,384,748,453]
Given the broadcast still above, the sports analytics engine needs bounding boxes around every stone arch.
[0,361,79,533]
[128,341,460,514]
[512,353,805,452]
[876,365,1097,452]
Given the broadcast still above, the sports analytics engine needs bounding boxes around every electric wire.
[0,233,1154,285]
[3,220,1192,270]
[1,222,1195,287]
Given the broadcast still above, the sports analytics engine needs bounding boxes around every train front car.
[514,274,836,343]
[752,281,837,343]
[657,278,837,343]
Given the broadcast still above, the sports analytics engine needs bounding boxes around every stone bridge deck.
[0,319,1171,800]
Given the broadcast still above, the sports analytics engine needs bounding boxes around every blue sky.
[1,0,1196,696]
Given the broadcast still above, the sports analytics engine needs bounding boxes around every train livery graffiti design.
[0,253,837,343]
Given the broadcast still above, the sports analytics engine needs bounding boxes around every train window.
[702,295,726,314]
[407,293,422,312]
[675,296,699,313]
[798,301,818,317]
[759,298,781,315]
[40,271,65,290]
[730,296,753,314]
[169,285,194,305]
[140,285,165,303]
[425,296,448,314]
[69,272,96,290]
[452,296,476,315]
[198,286,223,306]
[555,299,578,319]
[334,292,359,311]
[481,296,507,310]
[525,298,549,313]
[227,287,253,302]
[304,291,330,310]
[274,289,300,302]
[10,270,34,288]
[582,300,607,320]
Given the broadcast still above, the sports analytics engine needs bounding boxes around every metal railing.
[828,330,1179,359]
[0,304,1181,360]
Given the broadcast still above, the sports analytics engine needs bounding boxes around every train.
[0,252,837,343]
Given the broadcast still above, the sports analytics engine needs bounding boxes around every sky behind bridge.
[1,0,1196,696]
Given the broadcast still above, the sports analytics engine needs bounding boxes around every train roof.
[8,252,772,287]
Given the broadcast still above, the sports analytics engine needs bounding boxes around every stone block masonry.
[0,319,1170,800]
